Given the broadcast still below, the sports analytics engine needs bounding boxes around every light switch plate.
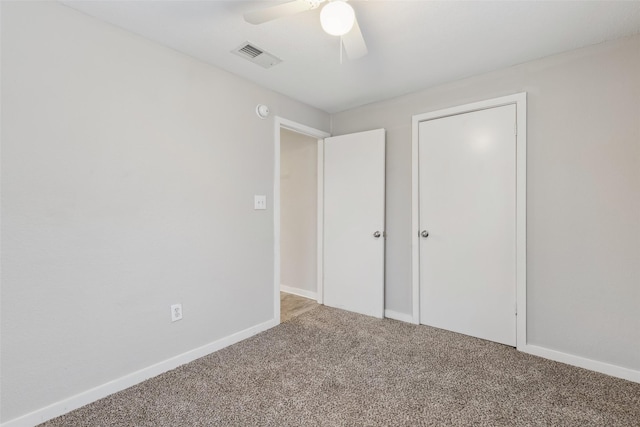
[254,195,267,210]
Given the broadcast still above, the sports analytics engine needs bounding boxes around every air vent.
[232,42,282,69]
[239,44,263,58]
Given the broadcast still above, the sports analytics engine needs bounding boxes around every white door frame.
[411,93,527,350]
[274,117,331,324]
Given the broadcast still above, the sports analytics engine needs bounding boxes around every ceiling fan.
[244,0,368,60]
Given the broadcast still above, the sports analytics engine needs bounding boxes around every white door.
[419,105,516,346]
[323,129,385,318]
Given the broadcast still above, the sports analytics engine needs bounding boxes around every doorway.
[274,118,330,324]
[411,93,527,348]
[274,120,387,324]
[280,128,320,317]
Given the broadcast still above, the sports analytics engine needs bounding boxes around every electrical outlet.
[254,195,267,210]
[170,304,183,322]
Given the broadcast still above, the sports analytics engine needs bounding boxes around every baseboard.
[383,312,639,383]
[280,285,317,301]
[522,344,640,384]
[5,321,637,427]
[384,309,414,323]
[1,318,278,427]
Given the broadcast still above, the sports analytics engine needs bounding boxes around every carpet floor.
[42,306,640,426]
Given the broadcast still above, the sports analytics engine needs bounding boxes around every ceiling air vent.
[239,44,263,58]
[232,42,282,69]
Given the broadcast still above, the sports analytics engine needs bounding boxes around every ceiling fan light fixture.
[320,0,355,36]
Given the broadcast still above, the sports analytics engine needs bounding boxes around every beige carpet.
[42,306,640,426]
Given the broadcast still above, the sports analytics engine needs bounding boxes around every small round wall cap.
[256,104,270,119]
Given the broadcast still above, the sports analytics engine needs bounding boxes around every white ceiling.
[62,1,640,113]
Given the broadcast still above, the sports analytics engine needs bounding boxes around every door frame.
[410,93,527,350]
[274,117,331,324]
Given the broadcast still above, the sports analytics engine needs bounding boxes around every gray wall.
[280,129,318,295]
[332,35,640,371]
[0,2,329,422]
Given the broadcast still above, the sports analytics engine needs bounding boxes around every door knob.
[421,230,429,238]
[373,231,381,238]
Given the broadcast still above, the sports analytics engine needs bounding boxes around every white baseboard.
[386,311,639,383]
[5,320,637,427]
[384,309,414,323]
[522,344,640,384]
[280,285,317,301]
[1,318,278,427]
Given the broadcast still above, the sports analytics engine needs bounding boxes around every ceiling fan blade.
[244,0,316,25]
[342,16,368,59]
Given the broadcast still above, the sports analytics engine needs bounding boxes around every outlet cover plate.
[171,304,183,322]
[254,195,267,210]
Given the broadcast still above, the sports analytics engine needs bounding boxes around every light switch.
[254,195,267,210]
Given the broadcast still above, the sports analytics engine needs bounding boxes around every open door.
[323,129,385,318]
